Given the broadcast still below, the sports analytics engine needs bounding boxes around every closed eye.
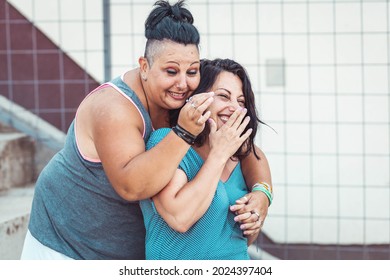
[187,69,198,76]
[166,69,177,75]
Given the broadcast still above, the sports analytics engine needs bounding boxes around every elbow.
[172,223,191,233]
[165,216,194,233]
[115,183,148,202]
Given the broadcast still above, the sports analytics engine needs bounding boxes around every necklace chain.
[139,74,150,116]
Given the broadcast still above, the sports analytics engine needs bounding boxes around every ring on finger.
[251,211,260,221]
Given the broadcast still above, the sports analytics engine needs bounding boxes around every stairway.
[0,123,36,259]
[0,95,65,259]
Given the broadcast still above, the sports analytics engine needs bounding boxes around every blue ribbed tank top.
[28,75,153,259]
[140,128,249,260]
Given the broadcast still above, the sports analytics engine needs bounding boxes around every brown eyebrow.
[165,61,200,66]
[216,87,231,94]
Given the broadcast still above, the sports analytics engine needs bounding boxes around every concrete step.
[0,184,35,260]
[0,132,35,192]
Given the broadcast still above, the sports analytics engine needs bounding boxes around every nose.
[227,99,241,112]
[176,74,187,91]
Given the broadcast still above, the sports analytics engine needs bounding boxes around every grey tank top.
[28,75,153,259]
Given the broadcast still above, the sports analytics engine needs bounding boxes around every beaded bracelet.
[172,124,197,145]
[251,182,273,206]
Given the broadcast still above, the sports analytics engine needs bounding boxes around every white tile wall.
[338,124,364,154]
[286,123,311,153]
[337,96,363,123]
[286,155,311,185]
[366,220,390,243]
[311,95,337,122]
[309,35,335,65]
[309,3,334,33]
[310,66,336,94]
[258,3,282,33]
[364,66,388,94]
[363,34,388,64]
[339,219,364,243]
[366,187,390,219]
[311,124,337,154]
[285,95,310,122]
[365,156,390,186]
[312,218,339,244]
[60,0,84,21]
[363,95,390,123]
[312,187,338,217]
[287,217,311,243]
[339,187,364,218]
[339,156,364,186]
[233,3,257,34]
[208,4,232,34]
[365,124,389,154]
[362,2,388,32]
[283,4,307,33]
[335,3,361,33]
[336,35,362,64]
[284,35,309,65]
[312,156,338,186]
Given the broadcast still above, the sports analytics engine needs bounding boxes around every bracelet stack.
[172,124,197,145]
[251,181,273,206]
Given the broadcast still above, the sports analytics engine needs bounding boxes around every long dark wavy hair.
[170,58,266,160]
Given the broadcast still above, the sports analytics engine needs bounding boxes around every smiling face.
[141,40,200,110]
[208,71,245,129]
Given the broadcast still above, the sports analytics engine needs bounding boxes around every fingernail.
[241,108,247,113]
[234,217,239,222]
[240,225,245,230]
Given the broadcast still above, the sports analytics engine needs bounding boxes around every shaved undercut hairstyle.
[144,0,200,65]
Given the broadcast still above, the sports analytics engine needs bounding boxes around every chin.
[165,100,186,110]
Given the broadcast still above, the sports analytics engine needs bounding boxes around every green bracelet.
[252,183,273,206]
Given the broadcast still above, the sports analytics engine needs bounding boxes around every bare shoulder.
[76,85,145,161]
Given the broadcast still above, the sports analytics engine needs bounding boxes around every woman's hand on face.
[208,107,252,161]
[177,92,215,136]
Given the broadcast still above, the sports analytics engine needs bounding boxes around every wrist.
[251,182,273,206]
[172,124,197,145]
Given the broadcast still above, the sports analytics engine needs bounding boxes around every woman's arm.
[241,145,272,188]
[232,145,272,240]
[152,154,227,233]
[77,88,215,201]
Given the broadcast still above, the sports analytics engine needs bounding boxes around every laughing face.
[143,41,200,110]
[208,71,246,129]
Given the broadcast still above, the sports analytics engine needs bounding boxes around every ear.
[138,56,149,75]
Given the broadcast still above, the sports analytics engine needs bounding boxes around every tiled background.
[1,0,389,259]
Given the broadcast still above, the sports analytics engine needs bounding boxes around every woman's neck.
[124,68,170,129]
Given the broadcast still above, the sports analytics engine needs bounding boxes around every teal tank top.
[28,75,153,259]
[140,128,250,260]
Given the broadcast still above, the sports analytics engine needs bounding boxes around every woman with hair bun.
[21,0,271,260]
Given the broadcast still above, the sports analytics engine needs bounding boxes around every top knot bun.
[144,0,199,45]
